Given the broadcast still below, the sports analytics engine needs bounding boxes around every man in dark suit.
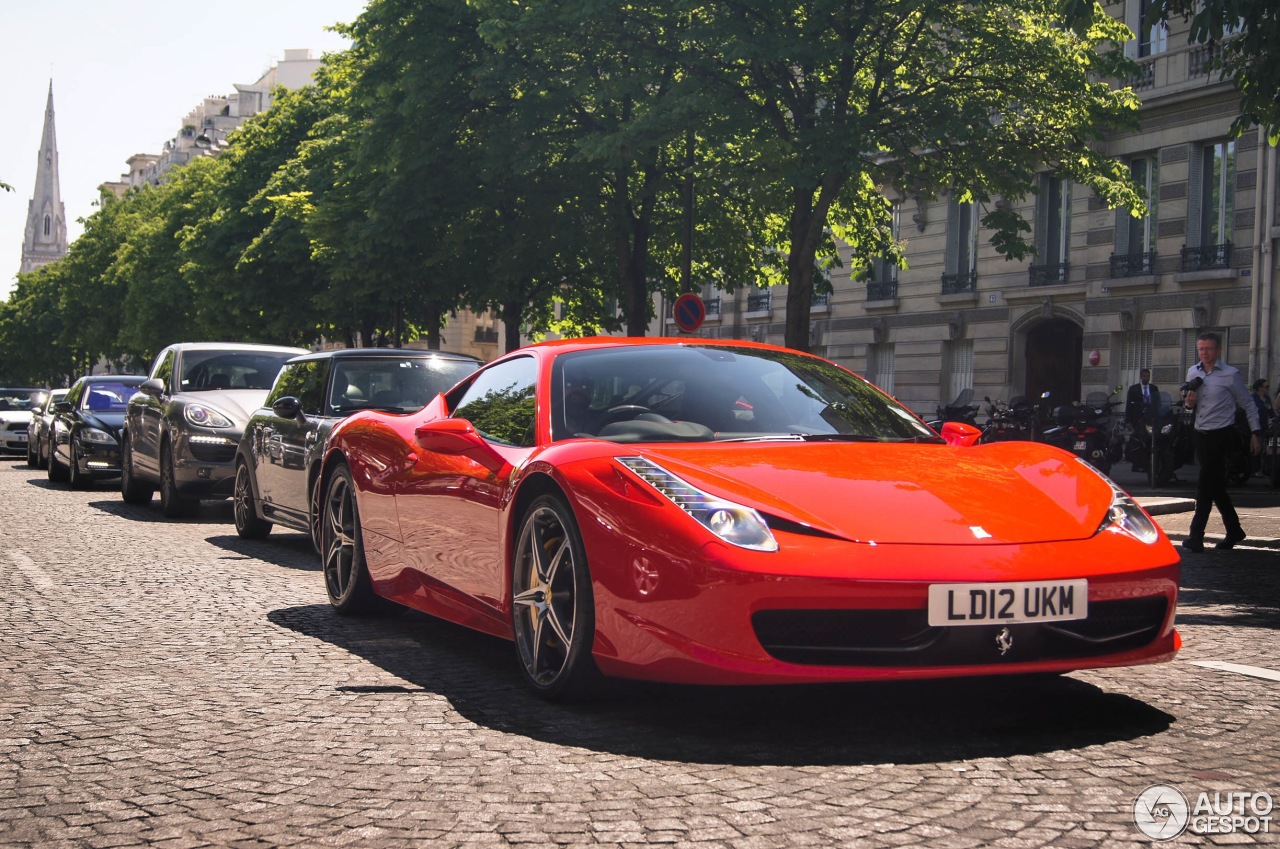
[1125,368,1157,428]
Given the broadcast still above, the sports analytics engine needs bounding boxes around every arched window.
[44,215,51,236]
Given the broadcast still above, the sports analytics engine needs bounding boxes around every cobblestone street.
[2,458,1278,848]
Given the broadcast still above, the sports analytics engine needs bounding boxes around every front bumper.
[171,430,240,498]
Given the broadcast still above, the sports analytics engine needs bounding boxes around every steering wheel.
[599,404,655,427]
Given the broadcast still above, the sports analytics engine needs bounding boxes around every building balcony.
[474,326,499,344]
[1029,262,1069,287]
[1180,242,1232,272]
[1110,252,1157,278]
[704,297,721,318]
[867,280,897,301]
[745,292,772,316]
[941,272,976,295]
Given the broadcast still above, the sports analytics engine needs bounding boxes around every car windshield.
[0,390,42,412]
[330,356,479,414]
[550,345,939,444]
[81,382,139,412]
[180,352,297,392]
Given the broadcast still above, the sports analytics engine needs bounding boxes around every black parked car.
[234,348,482,544]
[27,389,67,468]
[47,376,147,487]
[121,342,308,516]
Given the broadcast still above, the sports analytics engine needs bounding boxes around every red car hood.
[628,441,1113,545]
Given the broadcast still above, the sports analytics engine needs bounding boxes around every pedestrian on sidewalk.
[1180,332,1262,552]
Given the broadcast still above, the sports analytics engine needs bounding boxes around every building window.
[1136,0,1168,57]
[1030,175,1071,285]
[1112,156,1159,277]
[869,203,901,300]
[1119,331,1154,389]
[43,215,51,237]
[947,339,974,404]
[1183,141,1234,270]
[942,199,978,293]
[867,343,895,395]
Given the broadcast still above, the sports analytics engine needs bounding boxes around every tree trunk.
[502,298,523,355]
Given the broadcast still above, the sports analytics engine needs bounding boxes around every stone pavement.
[1,458,1278,849]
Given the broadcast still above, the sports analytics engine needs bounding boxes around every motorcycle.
[1123,391,1194,486]
[979,394,1038,443]
[928,388,980,431]
[1045,389,1122,473]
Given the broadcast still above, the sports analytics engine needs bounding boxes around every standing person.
[1125,368,1158,427]
[1180,332,1262,552]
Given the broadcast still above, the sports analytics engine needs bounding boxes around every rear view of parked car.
[234,348,481,545]
[27,389,67,468]
[47,376,147,487]
[0,388,45,456]
[120,342,307,516]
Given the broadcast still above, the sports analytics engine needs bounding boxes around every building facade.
[651,2,1278,421]
[20,82,69,275]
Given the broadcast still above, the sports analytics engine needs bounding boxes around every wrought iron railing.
[867,280,898,301]
[1029,262,1070,286]
[704,297,721,317]
[474,327,499,343]
[746,292,771,312]
[941,272,976,295]
[1181,242,1232,272]
[1110,252,1156,278]
[811,292,830,309]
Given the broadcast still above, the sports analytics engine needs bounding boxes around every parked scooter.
[1046,388,1122,473]
[1123,390,1194,486]
[980,395,1038,443]
[928,389,980,431]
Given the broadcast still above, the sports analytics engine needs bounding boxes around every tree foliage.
[0,0,1158,381]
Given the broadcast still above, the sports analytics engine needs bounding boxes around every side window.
[267,361,326,415]
[152,349,175,391]
[450,357,538,448]
[64,382,84,410]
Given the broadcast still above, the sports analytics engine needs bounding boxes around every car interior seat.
[208,374,231,390]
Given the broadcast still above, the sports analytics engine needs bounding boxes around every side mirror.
[271,396,302,419]
[139,378,165,397]
[939,421,982,447]
[414,418,507,472]
[53,400,73,414]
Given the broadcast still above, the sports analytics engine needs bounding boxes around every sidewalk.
[1107,459,1280,517]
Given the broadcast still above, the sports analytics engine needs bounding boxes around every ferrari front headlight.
[1082,460,1159,544]
[616,457,778,551]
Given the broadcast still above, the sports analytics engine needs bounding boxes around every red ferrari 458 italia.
[319,337,1180,699]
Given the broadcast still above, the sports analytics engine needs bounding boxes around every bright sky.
[0,1,369,299]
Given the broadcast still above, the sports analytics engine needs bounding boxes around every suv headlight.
[185,404,233,428]
[617,457,778,551]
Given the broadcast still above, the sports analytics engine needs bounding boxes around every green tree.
[687,0,1143,350]
[1141,0,1280,143]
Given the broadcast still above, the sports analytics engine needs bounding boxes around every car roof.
[509,335,819,359]
[166,342,310,354]
[285,348,483,364]
[73,374,147,384]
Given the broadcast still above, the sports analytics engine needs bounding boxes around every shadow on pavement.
[268,602,1175,768]
[207,532,319,571]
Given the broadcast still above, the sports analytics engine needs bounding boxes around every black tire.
[36,435,49,470]
[159,441,192,518]
[321,463,379,614]
[47,438,69,483]
[309,472,323,554]
[67,438,87,489]
[510,494,601,701]
[26,439,38,468]
[233,461,272,539]
[120,435,154,505]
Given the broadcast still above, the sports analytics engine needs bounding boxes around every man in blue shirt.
[1180,332,1262,552]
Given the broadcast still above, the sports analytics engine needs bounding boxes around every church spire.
[20,80,68,274]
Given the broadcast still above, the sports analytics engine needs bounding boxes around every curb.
[1136,497,1195,516]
